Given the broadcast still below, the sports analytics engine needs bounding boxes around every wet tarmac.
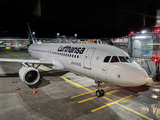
[0,48,160,120]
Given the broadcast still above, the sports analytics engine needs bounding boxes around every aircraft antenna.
[27,23,35,44]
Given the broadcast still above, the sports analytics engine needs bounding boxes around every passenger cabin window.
[103,56,111,62]
[110,56,119,63]
[119,56,132,62]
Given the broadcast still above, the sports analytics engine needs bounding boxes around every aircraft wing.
[0,58,53,64]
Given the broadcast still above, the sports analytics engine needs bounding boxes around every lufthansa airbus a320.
[0,24,149,97]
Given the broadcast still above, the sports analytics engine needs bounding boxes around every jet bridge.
[128,31,160,82]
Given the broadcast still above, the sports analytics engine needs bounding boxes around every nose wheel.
[95,81,105,97]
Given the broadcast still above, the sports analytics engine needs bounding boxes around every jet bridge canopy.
[128,32,160,81]
[128,33,156,59]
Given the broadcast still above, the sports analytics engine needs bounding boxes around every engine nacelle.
[19,66,40,85]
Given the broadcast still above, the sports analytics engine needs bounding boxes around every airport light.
[57,33,60,36]
[57,32,60,38]
[141,30,147,34]
[152,56,159,62]
[130,31,134,34]
[134,36,146,38]
[155,28,160,32]
[74,33,77,38]
[32,32,35,35]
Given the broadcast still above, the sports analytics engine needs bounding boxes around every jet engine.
[19,66,40,85]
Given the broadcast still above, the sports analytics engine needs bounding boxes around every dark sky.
[0,0,159,38]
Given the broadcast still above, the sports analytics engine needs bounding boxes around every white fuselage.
[28,43,149,86]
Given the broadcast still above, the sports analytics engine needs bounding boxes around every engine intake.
[19,66,40,85]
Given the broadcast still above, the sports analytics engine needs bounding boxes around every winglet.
[27,23,35,44]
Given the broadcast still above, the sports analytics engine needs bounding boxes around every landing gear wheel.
[95,81,105,97]
[96,90,102,97]
[100,89,105,96]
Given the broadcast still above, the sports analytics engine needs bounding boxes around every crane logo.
[101,67,107,74]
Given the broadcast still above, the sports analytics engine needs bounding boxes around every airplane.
[0,24,149,97]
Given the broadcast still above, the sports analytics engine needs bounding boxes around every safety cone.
[16,84,19,91]
[32,87,36,94]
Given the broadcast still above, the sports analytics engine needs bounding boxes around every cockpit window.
[119,56,132,62]
[110,56,119,63]
[103,56,111,62]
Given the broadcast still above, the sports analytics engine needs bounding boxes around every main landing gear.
[95,81,105,97]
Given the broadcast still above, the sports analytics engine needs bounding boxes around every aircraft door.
[84,48,95,70]
[132,40,141,57]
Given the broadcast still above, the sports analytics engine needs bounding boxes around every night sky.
[0,0,159,38]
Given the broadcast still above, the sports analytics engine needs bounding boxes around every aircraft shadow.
[27,77,50,89]
[0,70,69,89]
[121,85,149,93]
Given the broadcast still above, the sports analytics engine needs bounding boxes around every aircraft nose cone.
[130,67,148,86]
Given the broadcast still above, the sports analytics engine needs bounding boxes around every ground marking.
[91,95,133,113]
[39,67,153,120]
[13,53,153,120]
[78,89,119,103]
[71,86,110,98]
[12,53,23,59]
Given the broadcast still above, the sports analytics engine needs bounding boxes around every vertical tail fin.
[27,23,35,44]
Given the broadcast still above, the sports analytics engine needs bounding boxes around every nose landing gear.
[95,81,105,97]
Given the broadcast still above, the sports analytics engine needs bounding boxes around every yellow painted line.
[56,74,92,92]
[116,103,153,120]
[104,89,119,95]
[102,96,113,102]
[12,53,23,59]
[71,91,96,99]
[36,66,52,73]
[34,65,92,92]
[33,65,153,120]
[78,96,97,103]
[71,86,110,98]
[91,95,133,113]
[13,54,153,120]
[120,95,135,103]
[78,89,119,103]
